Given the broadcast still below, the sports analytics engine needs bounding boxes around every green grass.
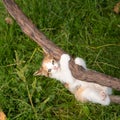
[0,0,120,119]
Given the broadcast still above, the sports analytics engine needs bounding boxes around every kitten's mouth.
[53,66,59,70]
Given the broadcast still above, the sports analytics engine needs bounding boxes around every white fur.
[80,87,110,105]
[67,79,111,105]
[75,57,87,69]
[50,54,74,84]
[48,54,112,105]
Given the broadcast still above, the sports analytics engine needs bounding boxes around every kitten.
[34,53,112,105]
[34,53,74,84]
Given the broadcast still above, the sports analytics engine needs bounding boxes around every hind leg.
[76,87,110,105]
[75,57,87,69]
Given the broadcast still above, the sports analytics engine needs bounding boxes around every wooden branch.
[110,95,120,104]
[2,0,120,103]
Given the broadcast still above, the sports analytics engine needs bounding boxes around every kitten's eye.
[48,69,52,72]
[52,60,55,65]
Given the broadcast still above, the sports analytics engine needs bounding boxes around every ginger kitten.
[34,53,112,105]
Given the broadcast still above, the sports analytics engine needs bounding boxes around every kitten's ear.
[33,67,49,77]
[43,49,49,57]
[33,68,42,76]
[33,67,44,76]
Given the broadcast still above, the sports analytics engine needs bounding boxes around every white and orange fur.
[34,53,112,105]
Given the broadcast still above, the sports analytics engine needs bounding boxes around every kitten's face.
[34,55,60,77]
[43,55,60,75]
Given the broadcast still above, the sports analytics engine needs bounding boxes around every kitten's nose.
[53,66,58,70]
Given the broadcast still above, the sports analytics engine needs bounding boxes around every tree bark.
[110,95,120,104]
[2,0,120,103]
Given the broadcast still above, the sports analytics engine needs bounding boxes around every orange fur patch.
[64,83,69,89]
[41,55,57,76]
[34,55,54,77]
[0,111,6,120]
[42,55,53,71]
[75,87,88,102]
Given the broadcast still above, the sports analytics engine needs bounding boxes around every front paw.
[61,54,70,62]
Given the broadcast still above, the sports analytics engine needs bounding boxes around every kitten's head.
[34,54,60,77]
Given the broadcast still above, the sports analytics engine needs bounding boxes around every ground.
[0,0,120,120]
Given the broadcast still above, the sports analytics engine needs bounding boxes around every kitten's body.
[34,54,112,105]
